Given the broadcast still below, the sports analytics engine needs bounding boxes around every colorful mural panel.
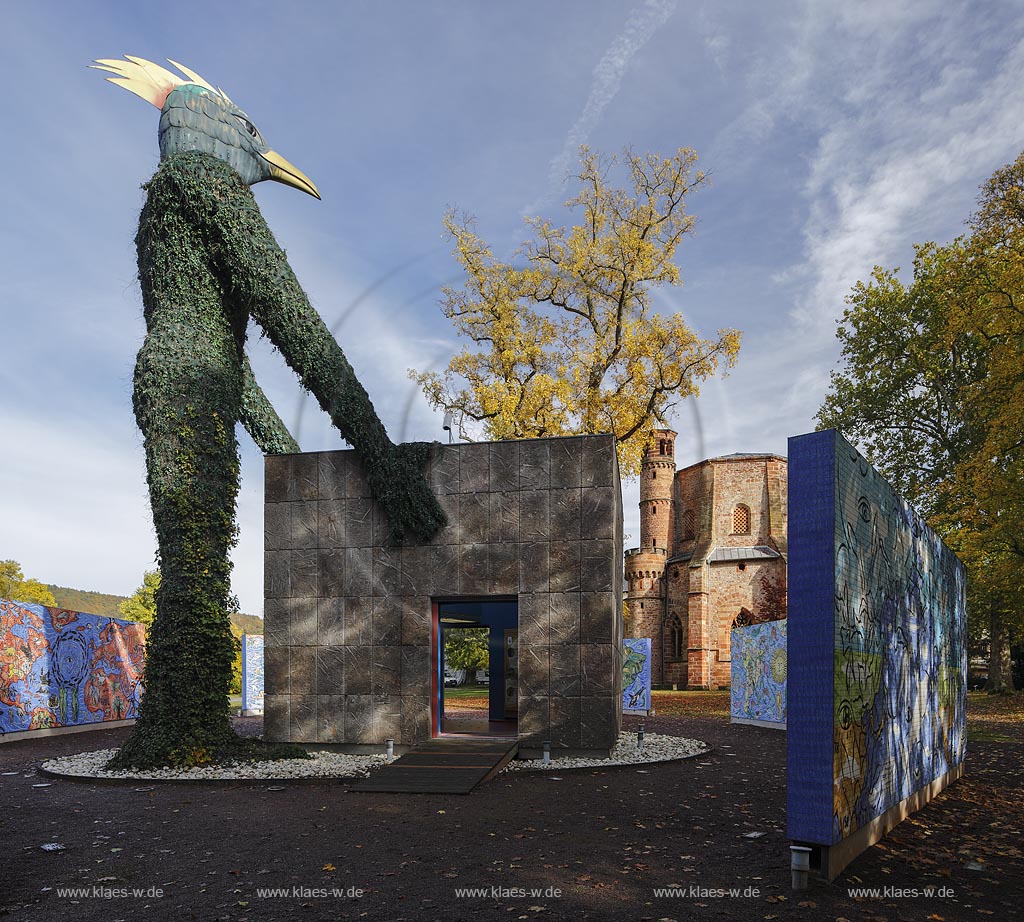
[0,599,145,735]
[787,430,967,849]
[730,620,787,726]
[241,633,264,713]
[622,638,652,713]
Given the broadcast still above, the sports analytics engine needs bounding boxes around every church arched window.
[732,504,751,535]
[667,612,684,660]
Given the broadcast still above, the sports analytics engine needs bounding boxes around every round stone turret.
[639,429,676,552]
[624,428,679,685]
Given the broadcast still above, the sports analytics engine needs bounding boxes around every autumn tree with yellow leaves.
[412,147,741,476]
[0,560,56,606]
[944,154,1024,692]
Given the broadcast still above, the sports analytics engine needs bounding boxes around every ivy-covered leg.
[110,175,247,768]
[110,333,243,768]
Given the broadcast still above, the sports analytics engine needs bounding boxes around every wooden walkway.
[349,737,519,794]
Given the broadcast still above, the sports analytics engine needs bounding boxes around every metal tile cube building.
[262,435,624,756]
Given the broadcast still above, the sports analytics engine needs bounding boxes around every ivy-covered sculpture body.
[94,57,444,767]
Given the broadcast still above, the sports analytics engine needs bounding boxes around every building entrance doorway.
[433,598,518,737]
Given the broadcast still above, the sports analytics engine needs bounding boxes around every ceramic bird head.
[93,55,320,199]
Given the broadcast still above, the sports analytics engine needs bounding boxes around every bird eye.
[235,115,263,144]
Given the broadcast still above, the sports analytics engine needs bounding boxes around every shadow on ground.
[1,692,1020,921]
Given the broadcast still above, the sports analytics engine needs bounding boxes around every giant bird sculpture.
[93,56,445,767]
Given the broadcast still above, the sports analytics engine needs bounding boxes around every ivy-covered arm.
[240,353,300,455]
[184,152,445,541]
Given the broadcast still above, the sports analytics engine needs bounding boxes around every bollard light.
[638,723,645,748]
[542,740,551,765]
[385,738,395,763]
[790,845,812,891]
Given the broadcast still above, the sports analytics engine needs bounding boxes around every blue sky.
[3,1,1023,616]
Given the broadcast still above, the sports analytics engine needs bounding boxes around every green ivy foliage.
[111,151,444,769]
[240,353,300,454]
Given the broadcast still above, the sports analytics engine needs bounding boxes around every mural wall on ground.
[0,599,145,734]
[622,638,652,713]
[730,619,787,726]
[241,634,264,713]
[787,430,967,848]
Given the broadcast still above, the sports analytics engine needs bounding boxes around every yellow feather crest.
[91,55,226,109]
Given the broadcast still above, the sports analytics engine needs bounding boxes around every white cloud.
[794,32,1024,347]
[688,2,1024,460]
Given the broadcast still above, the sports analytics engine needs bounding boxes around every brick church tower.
[625,428,788,689]
[624,429,676,684]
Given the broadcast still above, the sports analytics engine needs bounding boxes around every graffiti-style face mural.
[831,441,967,839]
[0,599,145,734]
[731,620,786,726]
[787,430,967,848]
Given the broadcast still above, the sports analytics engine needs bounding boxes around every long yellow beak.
[261,149,320,199]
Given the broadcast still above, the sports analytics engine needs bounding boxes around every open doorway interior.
[438,599,517,737]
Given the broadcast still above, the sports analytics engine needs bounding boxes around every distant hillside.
[231,612,264,635]
[48,585,126,619]
[46,584,262,632]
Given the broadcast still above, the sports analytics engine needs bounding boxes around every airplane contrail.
[523,0,678,217]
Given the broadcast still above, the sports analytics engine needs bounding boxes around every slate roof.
[707,545,782,563]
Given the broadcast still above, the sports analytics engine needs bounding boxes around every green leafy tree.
[816,242,987,520]
[0,560,57,606]
[939,153,1024,691]
[412,147,741,476]
[119,569,161,634]
[444,627,489,677]
[818,154,1024,692]
[229,622,243,696]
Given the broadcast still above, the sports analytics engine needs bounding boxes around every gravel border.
[40,749,387,783]
[39,733,710,784]
[504,732,710,772]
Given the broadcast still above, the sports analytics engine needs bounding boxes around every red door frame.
[431,595,518,738]
[430,600,440,737]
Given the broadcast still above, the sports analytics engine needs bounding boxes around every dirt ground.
[1,692,1020,921]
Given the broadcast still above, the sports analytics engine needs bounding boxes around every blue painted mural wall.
[787,430,967,847]
[241,634,264,713]
[622,638,652,713]
[0,598,145,735]
[730,620,787,726]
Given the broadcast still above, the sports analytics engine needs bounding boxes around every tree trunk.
[984,603,1016,694]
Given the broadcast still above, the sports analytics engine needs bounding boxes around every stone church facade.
[624,429,787,688]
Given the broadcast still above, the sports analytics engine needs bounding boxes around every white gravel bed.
[503,732,709,772]
[41,748,386,782]
[41,733,708,782]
